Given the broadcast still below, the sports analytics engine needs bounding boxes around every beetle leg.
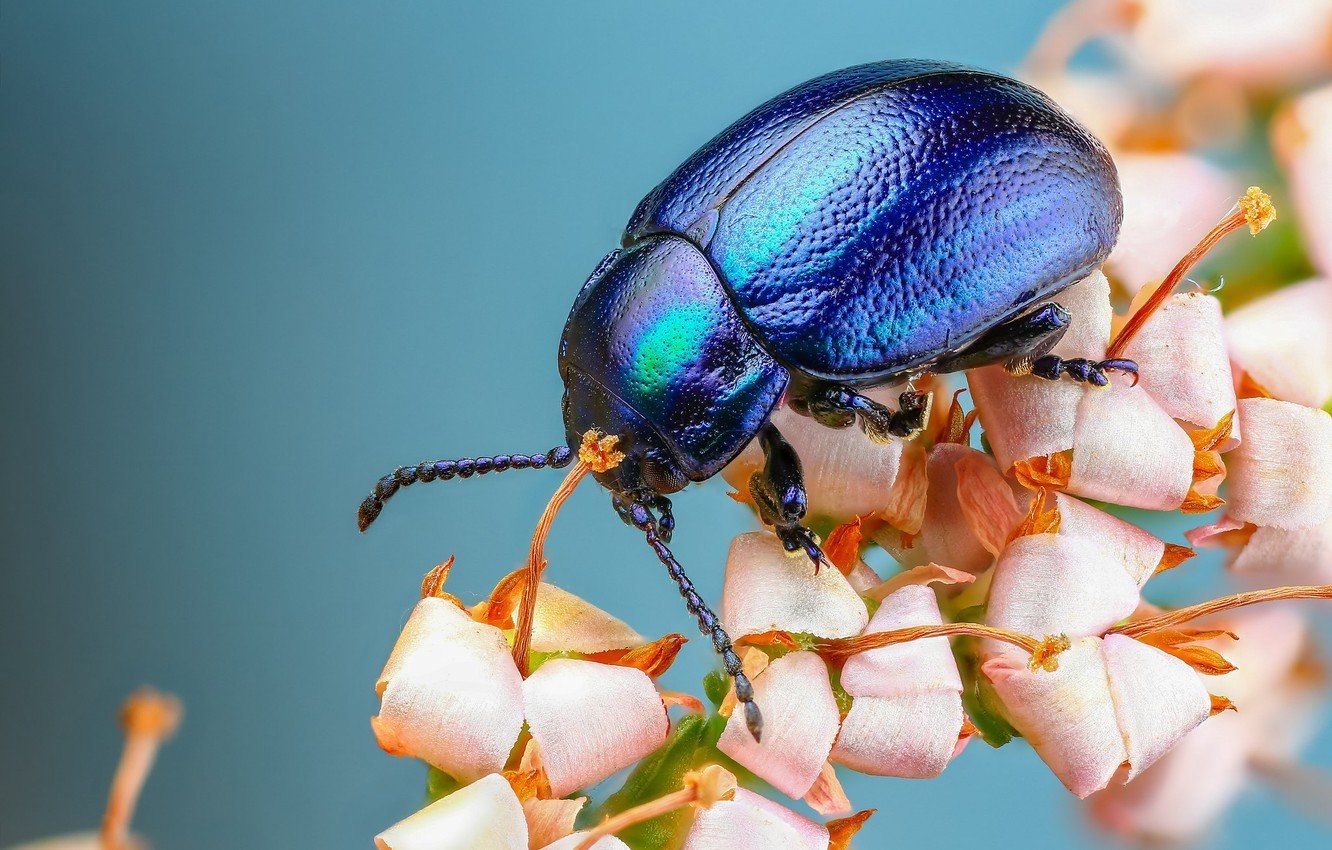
[619,495,764,741]
[1030,355,1139,388]
[797,385,932,442]
[748,423,831,571]
[932,302,1071,375]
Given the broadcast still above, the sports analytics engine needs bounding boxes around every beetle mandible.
[357,60,1133,740]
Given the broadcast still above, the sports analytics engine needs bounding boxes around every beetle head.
[561,364,689,496]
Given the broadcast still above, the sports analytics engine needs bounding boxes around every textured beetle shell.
[560,236,788,480]
[629,60,1121,381]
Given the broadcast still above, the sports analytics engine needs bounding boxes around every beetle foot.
[611,490,674,542]
[775,523,831,572]
[1030,355,1139,388]
[885,389,933,440]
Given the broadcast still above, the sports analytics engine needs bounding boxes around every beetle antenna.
[623,498,764,742]
[357,446,574,532]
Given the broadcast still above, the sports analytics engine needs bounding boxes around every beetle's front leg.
[792,384,933,442]
[748,422,830,570]
[617,494,764,740]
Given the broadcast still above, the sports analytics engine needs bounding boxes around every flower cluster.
[367,4,1332,847]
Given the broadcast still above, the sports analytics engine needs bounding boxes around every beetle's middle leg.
[790,384,933,443]
[748,422,831,570]
[932,302,1138,387]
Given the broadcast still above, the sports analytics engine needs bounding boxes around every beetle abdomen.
[629,61,1121,381]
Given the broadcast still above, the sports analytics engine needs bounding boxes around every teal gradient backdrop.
[3,2,1328,848]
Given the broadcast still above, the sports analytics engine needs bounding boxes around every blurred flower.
[1277,84,1332,275]
[6,689,181,850]
[1027,69,1148,150]
[1087,606,1321,843]
[1107,153,1240,296]
[1225,278,1332,410]
[1127,0,1332,90]
[373,563,679,800]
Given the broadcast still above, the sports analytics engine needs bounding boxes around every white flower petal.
[922,444,1011,573]
[1054,493,1167,587]
[373,599,525,781]
[1231,517,1332,585]
[842,584,961,699]
[524,797,586,849]
[1281,84,1332,275]
[969,272,1112,474]
[717,652,840,798]
[538,835,630,850]
[1123,292,1238,439]
[1067,384,1195,510]
[531,583,645,654]
[375,774,528,850]
[683,788,829,850]
[983,637,1126,798]
[722,532,868,640]
[830,690,963,778]
[1227,397,1332,530]
[722,391,905,520]
[1225,278,1332,409]
[1101,634,1211,782]
[523,659,668,797]
[987,533,1143,641]
[968,366,1082,474]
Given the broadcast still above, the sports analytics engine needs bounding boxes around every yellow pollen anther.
[579,429,625,473]
[1239,186,1276,235]
[1028,633,1072,672]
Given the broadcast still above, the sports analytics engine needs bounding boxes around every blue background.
[2,2,1327,847]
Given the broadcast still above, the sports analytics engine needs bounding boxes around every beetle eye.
[641,450,687,494]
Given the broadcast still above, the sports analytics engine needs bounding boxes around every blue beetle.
[358,60,1133,739]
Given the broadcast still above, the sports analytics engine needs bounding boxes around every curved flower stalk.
[6,689,182,850]
[1087,606,1325,843]
[372,561,683,799]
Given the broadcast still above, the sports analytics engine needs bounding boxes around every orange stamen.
[511,431,623,674]
[101,689,182,850]
[816,624,1068,672]
[1107,187,1274,359]
[1110,585,1332,639]
[573,765,736,850]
